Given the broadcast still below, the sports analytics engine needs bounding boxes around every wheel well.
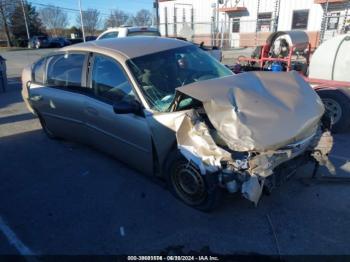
[159,142,179,179]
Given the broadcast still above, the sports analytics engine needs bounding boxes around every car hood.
[176,71,325,152]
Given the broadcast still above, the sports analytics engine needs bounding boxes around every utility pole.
[154,0,160,29]
[20,0,30,42]
[78,0,86,42]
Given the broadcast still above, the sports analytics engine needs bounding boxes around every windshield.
[126,45,232,112]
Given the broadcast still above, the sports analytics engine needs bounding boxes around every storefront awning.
[219,7,248,17]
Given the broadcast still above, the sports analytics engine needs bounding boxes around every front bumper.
[175,110,334,205]
[217,129,334,205]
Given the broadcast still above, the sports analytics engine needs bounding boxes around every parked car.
[28,36,50,49]
[21,37,333,211]
[67,38,84,45]
[97,26,160,40]
[85,36,97,41]
[50,37,71,48]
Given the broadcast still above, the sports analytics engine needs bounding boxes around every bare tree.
[104,9,130,28]
[39,5,68,37]
[133,9,152,26]
[76,8,100,36]
[0,0,15,46]
[10,2,45,41]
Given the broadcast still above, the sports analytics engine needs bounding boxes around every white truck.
[97,26,161,40]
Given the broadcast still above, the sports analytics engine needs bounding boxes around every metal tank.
[309,34,350,82]
[266,31,309,57]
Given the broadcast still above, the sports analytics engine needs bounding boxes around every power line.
[29,1,111,17]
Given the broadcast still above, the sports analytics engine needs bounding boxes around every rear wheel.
[166,153,223,212]
[317,89,350,133]
[37,113,58,139]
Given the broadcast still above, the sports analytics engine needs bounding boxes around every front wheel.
[166,153,223,212]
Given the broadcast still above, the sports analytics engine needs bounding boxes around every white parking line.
[0,215,35,255]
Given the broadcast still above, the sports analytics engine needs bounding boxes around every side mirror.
[113,100,143,115]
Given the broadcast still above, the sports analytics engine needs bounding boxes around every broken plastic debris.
[241,174,264,206]
[175,112,232,174]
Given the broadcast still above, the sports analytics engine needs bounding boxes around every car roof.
[62,36,191,59]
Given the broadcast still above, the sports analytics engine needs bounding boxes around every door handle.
[29,95,43,102]
[85,106,98,116]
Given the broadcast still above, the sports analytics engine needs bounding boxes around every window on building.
[292,10,309,30]
[232,18,240,33]
[327,12,340,30]
[257,12,272,32]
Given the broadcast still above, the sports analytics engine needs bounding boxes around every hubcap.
[322,98,342,124]
[172,162,206,205]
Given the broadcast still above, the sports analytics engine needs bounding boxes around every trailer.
[235,32,350,133]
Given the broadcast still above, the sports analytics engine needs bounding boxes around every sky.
[30,0,155,27]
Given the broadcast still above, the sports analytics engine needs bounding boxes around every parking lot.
[1,49,350,256]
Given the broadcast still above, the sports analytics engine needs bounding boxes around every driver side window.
[91,55,135,103]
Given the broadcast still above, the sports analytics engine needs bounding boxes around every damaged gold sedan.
[22,37,334,211]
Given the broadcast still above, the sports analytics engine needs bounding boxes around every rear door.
[83,54,153,174]
[28,52,90,142]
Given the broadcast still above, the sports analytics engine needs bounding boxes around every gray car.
[22,37,334,211]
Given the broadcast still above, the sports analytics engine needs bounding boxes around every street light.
[78,0,86,42]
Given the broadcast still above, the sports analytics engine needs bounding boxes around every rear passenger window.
[32,58,45,84]
[46,53,85,87]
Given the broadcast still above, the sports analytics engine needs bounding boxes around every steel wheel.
[322,98,342,125]
[171,161,207,206]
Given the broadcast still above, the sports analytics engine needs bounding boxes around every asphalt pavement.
[0,49,350,256]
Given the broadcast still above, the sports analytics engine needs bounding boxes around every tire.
[165,152,223,212]
[37,113,58,139]
[317,89,350,133]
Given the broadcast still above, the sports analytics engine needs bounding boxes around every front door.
[84,54,153,174]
